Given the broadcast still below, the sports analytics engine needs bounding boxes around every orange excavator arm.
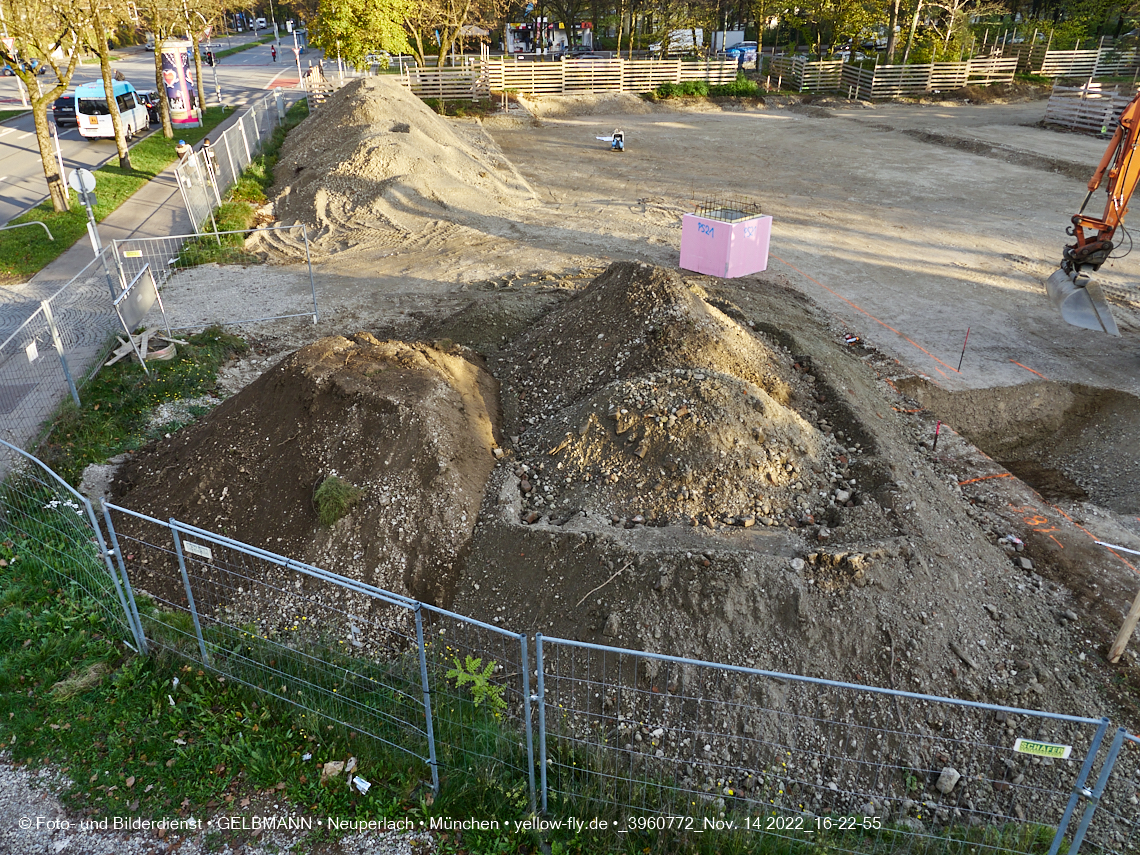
[1044,92,1140,336]
[1064,92,1140,272]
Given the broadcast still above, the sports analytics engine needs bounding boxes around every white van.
[75,79,150,140]
[256,17,267,29]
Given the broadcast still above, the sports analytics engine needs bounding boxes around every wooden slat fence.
[1014,46,1140,78]
[771,55,1015,96]
[1044,82,1140,133]
[402,67,491,100]
[475,58,737,95]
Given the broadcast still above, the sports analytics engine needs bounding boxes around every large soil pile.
[112,334,499,612]
[491,261,852,527]
[256,77,535,260]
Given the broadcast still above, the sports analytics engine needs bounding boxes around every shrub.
[709,73,761,97]
[313,475,363,526]
[655,79,709,98]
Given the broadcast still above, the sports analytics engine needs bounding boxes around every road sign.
[68,168,96,194]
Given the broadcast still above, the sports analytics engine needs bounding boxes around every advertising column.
[161,40,201,127]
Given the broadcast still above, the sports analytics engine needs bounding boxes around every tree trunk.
[903,0,922,64]
[154,37,174,138]
[886,0,901,61]
[32,101,71,212]
[94,7,132,170]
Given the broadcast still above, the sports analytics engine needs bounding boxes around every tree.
[0,0,92,212]
[311,0,408,67]
[139,0,182,137]
[83,0,134,169]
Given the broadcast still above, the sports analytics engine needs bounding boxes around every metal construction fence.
[0,227,318,469]
[175,89,287,232]
[2,435,1139,851]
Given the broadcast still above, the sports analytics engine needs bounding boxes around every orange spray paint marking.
[773,254,961,376]
[958,473,1012,486]
[1010,360,1047,379]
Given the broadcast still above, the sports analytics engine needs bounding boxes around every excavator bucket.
[1045,268,1121,336]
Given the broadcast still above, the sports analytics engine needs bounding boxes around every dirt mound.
[492,262,846,525]
[518,91,660,118]
[259,77,535,259]
[929,82,1050,103]
[112,334,499,609]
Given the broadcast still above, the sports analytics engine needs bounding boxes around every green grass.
[0,104,232,283]
[35,325,247,486]
[215,35,275,60]
[652,74,762,99]
[313,476,363,526]
[0,109,29,123]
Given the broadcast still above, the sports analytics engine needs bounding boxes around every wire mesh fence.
[113,227,318,329]
[1085,728,1140,853]
[175,89,286,231]
[0,439,140,649]
[0,247,123,464]
[535,635,1115,853]
[5,441,1140,849]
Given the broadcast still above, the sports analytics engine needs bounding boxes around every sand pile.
[493,262,850,526]
[112,334,499,612]
[261,77,535,258]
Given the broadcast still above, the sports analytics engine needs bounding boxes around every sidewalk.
[19,105,254,299]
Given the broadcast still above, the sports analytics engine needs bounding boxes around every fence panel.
[174,90,285,231]
[101,505,439,775]
[478,58,737,96]
[536,635,1111,853]
[0,439,140,648]
[113,225,319,330]
[420,606,536,810]
[1040,49,1101,77]
[1045,82,1139,133]
[1084,729,1140,853]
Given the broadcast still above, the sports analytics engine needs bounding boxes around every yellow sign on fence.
[1014,738,1072,759]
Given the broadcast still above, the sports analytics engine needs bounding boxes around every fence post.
[301,224,318,323]
[536,632,548,813]
[520,633,536,814]
[40,300,79,408]
[238,117,252,166]
[100,504,148,654]
[413,604,440,795]
[170,524,211,666]
[1048,716,1112,855]
[1064,726,1128,854]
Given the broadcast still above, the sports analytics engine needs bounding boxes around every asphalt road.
[0,34,323,225]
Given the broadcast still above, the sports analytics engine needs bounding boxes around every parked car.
[2,59,48,76]
[138,90,161,125]
[724,40,758,63]
[52,94,77,126]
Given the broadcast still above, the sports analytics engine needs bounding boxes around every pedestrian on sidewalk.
[175,139,193,162]
[271,44,277,62]
[201,137,219,179]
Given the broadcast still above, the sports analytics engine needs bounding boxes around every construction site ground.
[107,78,1140,730]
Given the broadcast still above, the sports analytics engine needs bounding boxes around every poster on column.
[161,40,200,127]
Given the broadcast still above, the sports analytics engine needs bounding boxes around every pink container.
[679,212,772,278]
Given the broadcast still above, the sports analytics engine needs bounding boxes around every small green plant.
[313,475,363,526]
[906,773,920,792]
[655,79,709,98]
[446,655,507,714]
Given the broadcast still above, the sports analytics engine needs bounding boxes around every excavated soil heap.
[493,261,849,526]
[257,76,534,260]
[112,333,499,608]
